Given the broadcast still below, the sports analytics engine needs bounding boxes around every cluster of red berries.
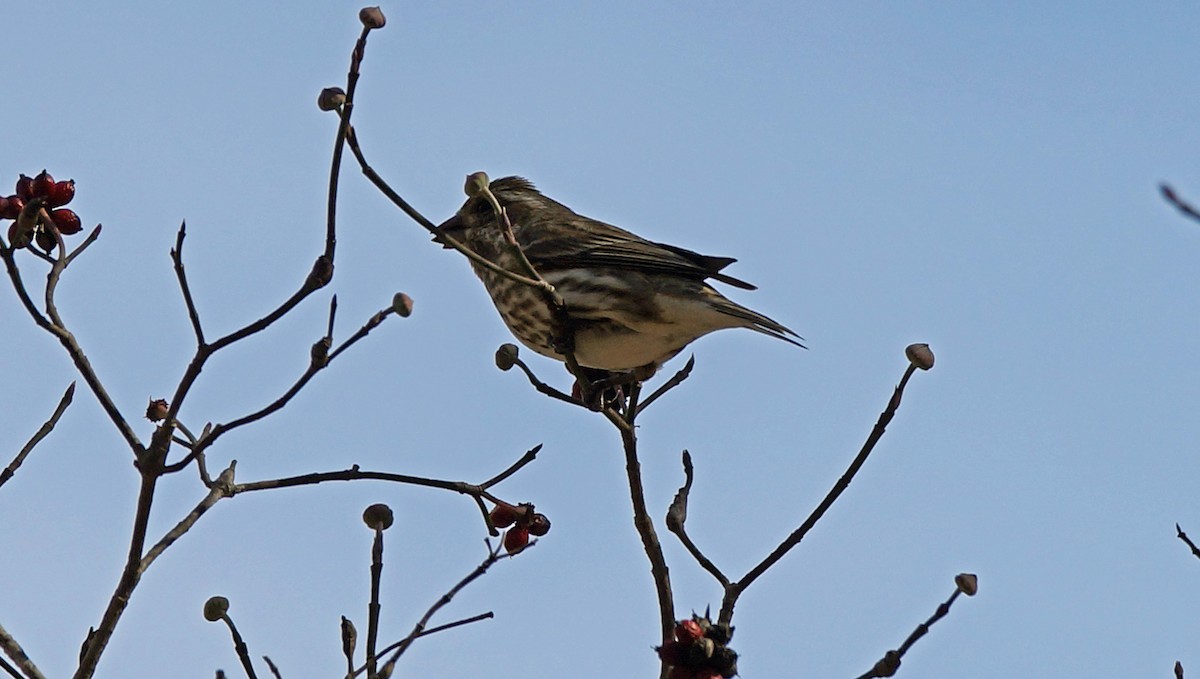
[489,503,550,553]
[2,171,82,251]
[656,615,738,679]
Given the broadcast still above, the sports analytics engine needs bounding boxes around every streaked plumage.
[436,176,802,371]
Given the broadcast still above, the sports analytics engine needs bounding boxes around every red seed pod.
[35,228,57,253]
[674,619,703,644]
[489,504,519,529]
[0,196,8,220]
[30,170,55,199]
[527,512,551,537]
[15,175,34,200]
[49,209,82,235]
[4,196,25,220]
[8,221,31,248]
[47,179,75,208]
[503,526,530,553]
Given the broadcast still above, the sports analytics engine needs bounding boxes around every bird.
[435,176,802,374]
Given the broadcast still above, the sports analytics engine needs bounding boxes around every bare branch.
[719,361,924,625]
[142,466,236,571]
[855,576,977,679]
[74,463,163,678]
[479,444,543,490]
[342,127,553,301]
[506,354,585,407]
[371,544,513,673]
[365,522,385,679]
[0,622,46,679]
[1176,523,1200,561]
[1,382,74,490]
[171,221,206,346]
[234,467,479,497]
[64,224,102,266]
[635,355,696,415]
[219,613,259,679]
[0,654,22,679]
[1161,183,1200,224]
[201,304,396,448]
[1,238,145,457]
[610,383,675,655]
[666,451,729,587]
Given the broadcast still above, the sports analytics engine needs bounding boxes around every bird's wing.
[521,221,758,290]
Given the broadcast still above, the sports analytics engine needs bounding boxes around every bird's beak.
[433,214,463,249]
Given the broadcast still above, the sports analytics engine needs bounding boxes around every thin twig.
[74,469,161,678]
[220,614,259,679]
[171,221,206,346]
[665,451,729,587]
[370,612,493,661]
[635,355,696,415]
[1176,523,1200,561]
[142,466,236,571]
[1161,183,1200,224]
[340,616,357,679]
[613,383,676,657]
[854,579,975,679]
[718,363,921,626]
[326,23,379,264]
[0,622,46,679]
[233,467,480,496]
[371,544,514,675]
[0,382,75,490]
[0,654,21,679]
[203,305,395,447]
[64,224,102,266]
[479,444,543,490]
[342,128,548,293]
[1,236,145,458]
[508,356,585,407]
[365,527,384,678]
[0,239,55,331]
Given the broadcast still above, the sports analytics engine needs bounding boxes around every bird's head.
[434,176,559,250]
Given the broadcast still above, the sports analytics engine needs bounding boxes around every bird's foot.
[569,364,656,412]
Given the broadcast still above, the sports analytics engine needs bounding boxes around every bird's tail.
[710,294,805,349]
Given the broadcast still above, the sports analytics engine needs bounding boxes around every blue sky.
[4,2,1200,677]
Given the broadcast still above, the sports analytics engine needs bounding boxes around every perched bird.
[436,176,802,373]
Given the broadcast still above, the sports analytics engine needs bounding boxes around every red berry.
[0,196,8,220]
[30,170,55,199]
[15,175,34,200]
[674,619,703,644]
[503,526,530,553]
[4,195,25,220]
[49,209,82,235]
[47,179,75,208]
[527,512,551,536]
[490,505,519,529]
[35,229,57,253]
[7,221,31,249]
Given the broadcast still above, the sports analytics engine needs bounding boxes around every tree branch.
[0,382,74,490]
